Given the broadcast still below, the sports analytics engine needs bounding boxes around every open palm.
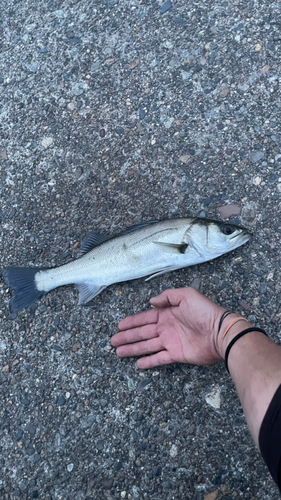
[111,288,226,369]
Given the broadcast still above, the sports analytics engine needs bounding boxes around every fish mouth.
[230,229,251,245]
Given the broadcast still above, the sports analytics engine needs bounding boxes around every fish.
[2,217,250,314]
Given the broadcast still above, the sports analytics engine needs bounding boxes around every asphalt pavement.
[0,0,281,499]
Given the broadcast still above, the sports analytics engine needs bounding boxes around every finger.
[111,324,158,347]
[115,337,163,358]
[118,308,159,331]
[137,351,174,369]
[150,288,189,308]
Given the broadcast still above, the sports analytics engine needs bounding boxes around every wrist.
[215,313,253,360]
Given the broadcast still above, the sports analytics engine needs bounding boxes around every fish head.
[183,219,251,261]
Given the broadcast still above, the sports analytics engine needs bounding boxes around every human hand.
[111,287,227,369]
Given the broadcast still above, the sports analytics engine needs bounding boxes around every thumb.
[150,288,185,308]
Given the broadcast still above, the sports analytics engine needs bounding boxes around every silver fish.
[3,217,250,314]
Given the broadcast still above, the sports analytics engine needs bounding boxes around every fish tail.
[2,267,48,314]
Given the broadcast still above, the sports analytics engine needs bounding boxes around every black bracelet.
[218,310,232,334]
[225,327,268,373]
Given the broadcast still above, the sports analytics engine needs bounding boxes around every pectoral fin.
[76,283,106,304]
[153,241,188,254]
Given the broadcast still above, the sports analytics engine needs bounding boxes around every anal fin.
[76,283,106,304]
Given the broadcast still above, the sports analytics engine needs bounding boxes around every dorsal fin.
[79,230,112,255]
[119,219,159,236]
[79,220,160,255]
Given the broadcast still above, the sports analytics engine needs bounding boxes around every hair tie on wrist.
[225,327,268,373]
[218,310,232,334]
[222,317,248,341]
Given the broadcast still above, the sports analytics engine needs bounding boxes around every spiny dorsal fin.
[79,230,111,255]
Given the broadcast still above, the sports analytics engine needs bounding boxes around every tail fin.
[2,267,48,314]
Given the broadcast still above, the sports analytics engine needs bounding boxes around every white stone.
[169,444,178,458]
[163,40,174,49]
[67,463,74,472]
[205,386,221,409]
[54,10,66,18]
[253,176,261,186]
[42,137,53,148]
[181,71,190,80]
[164,117,174,129]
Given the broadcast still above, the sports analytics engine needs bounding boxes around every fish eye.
[221,224,235,235]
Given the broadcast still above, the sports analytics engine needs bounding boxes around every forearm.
[217,316,281,447]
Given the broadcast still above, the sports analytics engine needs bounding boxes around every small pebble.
[169,444,178,457]
[121,492,126,499]
[217,204,241,219]
[67,463,74,472]
[191,277,201,291]
[249,151,264,163]
[204,196,213,206]
[16,430,24,441]
[1,150,8,160]
[205,387,221,409]
[163,40,174,49]
[239,299,251,311]
[19,482,27,491]
[53,345,63,352]
[75,167,83,179]
[181,71,190,80]
[154,466,162,477]
[58,396,66,406]
[26,425,36,435]
[102,478,114,489]
[219,85,229,98]
[160,1,172,14]
[204,492,218,500]
[137,378,150,391]
[179,155,190,163]
[253,176,262,186]
[262,64,270,73]
[41,137,53,148]
[72,341,82,352]
[3,364,9,372]
[237,268,245,275]
[32,454,41,464]
[125,59,140,70]
[100,129,106,138]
